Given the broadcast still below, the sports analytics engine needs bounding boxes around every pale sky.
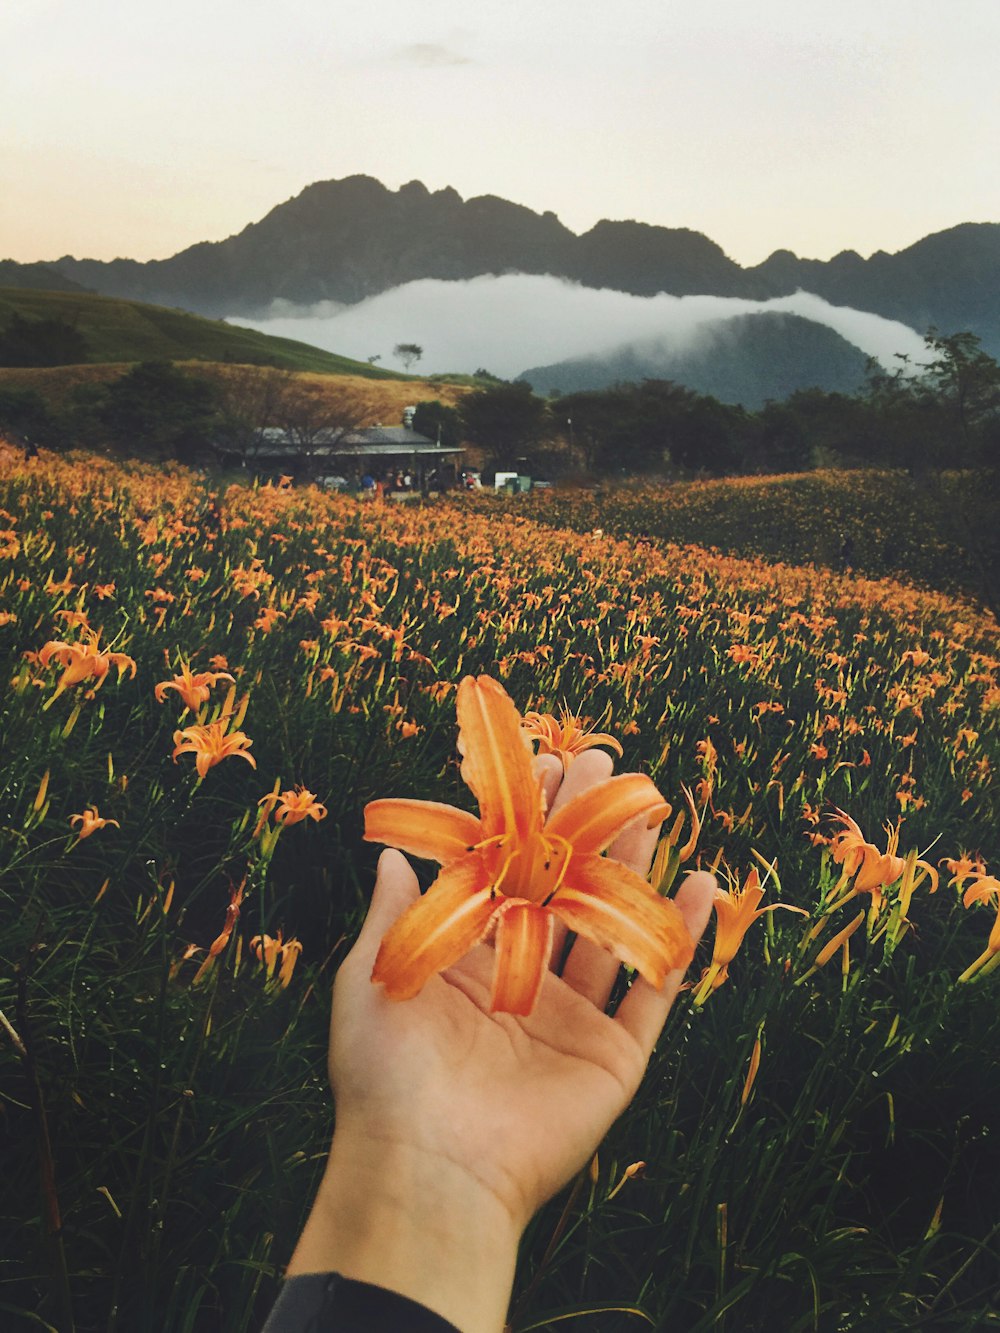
[2,0,998,268]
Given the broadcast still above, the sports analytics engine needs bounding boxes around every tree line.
[440,330,999,479]
[1,329,997,479]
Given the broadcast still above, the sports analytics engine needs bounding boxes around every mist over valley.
[226,276,928,404]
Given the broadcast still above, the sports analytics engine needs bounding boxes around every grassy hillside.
[0,286,413,378]
[477,469,1000,609]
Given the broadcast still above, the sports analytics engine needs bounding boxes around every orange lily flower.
[828,808,937,904]
[521,707,623,770]
[694,867,807,1000]
[38,629,136,701]
[958,874,1000,982]
[155,663,235,712]
[941,853,986,890]
[251,931,304,988]
[193,880,246,984]
[365,675,691,1015]
[69,805,120,840]
[258,786,328,825]
[172,717,256,779]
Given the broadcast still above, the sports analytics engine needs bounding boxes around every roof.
[243,425,463,459]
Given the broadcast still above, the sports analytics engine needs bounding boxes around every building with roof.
[224,424,465,491]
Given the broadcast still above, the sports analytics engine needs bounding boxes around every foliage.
[482,469,1000,613]
[410,399,463,449]
[460,381,549,468]
[393,343,424,372]
[95,360,223,462]
[1,447,998,1331]
[0,388,62,449]
[0,310,90,368]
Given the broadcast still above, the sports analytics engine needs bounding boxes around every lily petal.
[546,773,669,854]
[371,858,495,1000]
[365,798,482,864]
[456,675,542,841]
[552,853,695,988]
[491,899,554,1014]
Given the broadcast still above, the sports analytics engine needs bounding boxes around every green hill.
[0,286,407,379]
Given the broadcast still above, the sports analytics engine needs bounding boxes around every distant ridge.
[6,175,993,355]
[519,311,871,408]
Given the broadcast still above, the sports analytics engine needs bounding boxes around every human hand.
[287,751,716,1332]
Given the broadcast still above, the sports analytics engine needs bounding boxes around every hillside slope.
[519,311,871,406]
[0,287,411,378]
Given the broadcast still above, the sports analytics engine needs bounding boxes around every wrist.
[287,1128,522,1333]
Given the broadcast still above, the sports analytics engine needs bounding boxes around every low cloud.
[228,274,928,380]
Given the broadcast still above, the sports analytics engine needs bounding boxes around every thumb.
[350,849,420,969]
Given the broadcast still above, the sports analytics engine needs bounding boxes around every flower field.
[1,443,998,1331]
[478,470,1000,608]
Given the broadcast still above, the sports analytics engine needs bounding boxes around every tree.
[98,361,222,462]
[0,311,90,367]
[459,382,548,469]
[920,329,1000,467]
[0,387,62,448]
[207,364,299,465]
[394,343,423,372]
[411,400,463,450]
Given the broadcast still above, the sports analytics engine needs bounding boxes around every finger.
[550,748,614,813]
[608,811,661,880]
[546,750,615,970]
[534,752,563,816]
[349,849,420,969]
[560,808,663,1008]
[615,870,717,1053]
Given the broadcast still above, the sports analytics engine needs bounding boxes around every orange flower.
[941,853,986,890]
[154,663,235,712]
[958,873,1000,982]
[365,676,689,1015]
[251,931,304,988]
[521,707,624,770]
[38,629,136,701]
[258,786,327,825]
[828,808,938,908]
[69,805,120,840]
[193,880,245,984]
[694,867,807,1000]
[172,717,256,779]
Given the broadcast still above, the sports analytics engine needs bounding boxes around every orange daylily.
[69,805,120,840]
[957,873,1000,982]
[38,629,136,701]
[694,867,807,999]
[828,808,938,904]
[154,663,235,712]
[192,880,246,984]
[172,716,256,778]
[521,707,623,770]
[940,853,986,890]
[251,931,304,988]
[258,786,328,825]
[365,675,691,1015]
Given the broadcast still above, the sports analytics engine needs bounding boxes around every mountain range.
[1,175,994,355]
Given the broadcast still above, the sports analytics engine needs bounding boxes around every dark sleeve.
[261,1272,463,1332]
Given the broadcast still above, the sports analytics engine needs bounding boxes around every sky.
[2,0,998,269]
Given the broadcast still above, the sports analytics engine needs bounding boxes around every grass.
[1,446,998,1331]
[0,286,431,379]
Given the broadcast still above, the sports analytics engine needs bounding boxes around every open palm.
[328,752,716,1231]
